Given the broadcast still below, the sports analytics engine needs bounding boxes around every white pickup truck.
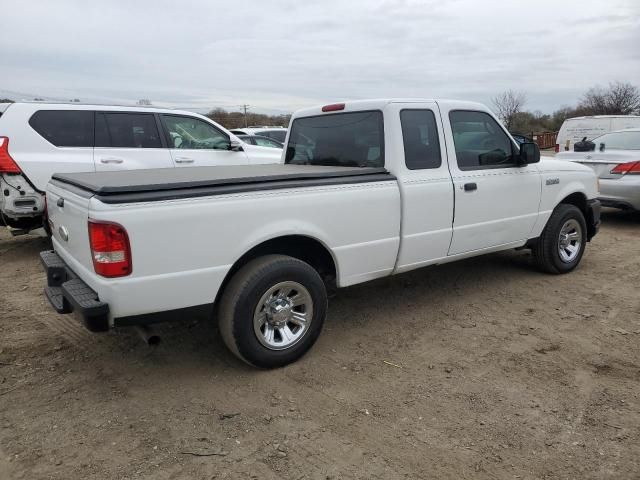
[41,99,601,368]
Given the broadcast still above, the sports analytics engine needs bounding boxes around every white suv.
[0,102,282,234]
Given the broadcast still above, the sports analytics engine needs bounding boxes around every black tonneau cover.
[51,165,395,204]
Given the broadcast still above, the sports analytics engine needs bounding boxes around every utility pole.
[242,104,250,128]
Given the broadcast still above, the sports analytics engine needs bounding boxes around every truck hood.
[537,157,594,174]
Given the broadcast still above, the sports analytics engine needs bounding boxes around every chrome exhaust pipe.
[134,325,161,346]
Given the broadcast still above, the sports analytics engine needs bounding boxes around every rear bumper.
[40,250,110,332]
[0,174,45,218]
[586,198,601,241]
[41,250,213,332]
[598,178,640,211]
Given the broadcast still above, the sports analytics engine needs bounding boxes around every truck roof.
[292,98,489,118]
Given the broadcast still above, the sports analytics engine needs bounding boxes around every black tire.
[532,204,587,274]
[218,255,327,368]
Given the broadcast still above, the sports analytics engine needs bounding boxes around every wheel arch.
[558,191,597,240]
[213,234,338,310]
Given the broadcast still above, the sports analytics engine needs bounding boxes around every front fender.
[530,167,597,238]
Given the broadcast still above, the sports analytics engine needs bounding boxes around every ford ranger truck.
[41,99,601,368]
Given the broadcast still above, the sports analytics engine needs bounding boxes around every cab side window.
[161,115,230,150]
[449,110,516,170]
[400,109,442,169]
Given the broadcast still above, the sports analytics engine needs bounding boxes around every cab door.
[443,108,541,255]
[387,102,455,273]
[160,114,249,167]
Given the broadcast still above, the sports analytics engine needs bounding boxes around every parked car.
[0,102,282,234]
[557,128,640,210]
[555,115,640,152]
[510,132,534,145]
[236,134,283,149]
[230,127,287,143]
[41,99,600,368]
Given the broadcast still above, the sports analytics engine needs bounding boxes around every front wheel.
[532,204,587,274]
[218,255,328,368]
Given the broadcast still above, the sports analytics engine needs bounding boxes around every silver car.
[557,128,640,211]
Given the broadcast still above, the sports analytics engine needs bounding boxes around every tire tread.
[218,255,326,367]
[532,204,586,274]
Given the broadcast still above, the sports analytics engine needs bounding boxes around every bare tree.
[492,90,527,130]
[607,82,640,114]
[580,82,640,115]
[137,99,152,106]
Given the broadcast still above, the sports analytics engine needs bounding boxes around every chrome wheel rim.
[253,281,313,350]
[558,219,582,263]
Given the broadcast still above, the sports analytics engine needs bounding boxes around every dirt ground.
[1,210,639,480]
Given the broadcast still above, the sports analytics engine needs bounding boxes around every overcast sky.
[1,0,639,114]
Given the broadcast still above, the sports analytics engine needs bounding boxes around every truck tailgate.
[46,182,94,274]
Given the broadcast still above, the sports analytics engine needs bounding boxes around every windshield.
[285,111,384,168]
[591,131,640,150]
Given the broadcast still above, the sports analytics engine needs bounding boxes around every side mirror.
[229,140,244,152]
[519,141,540,165]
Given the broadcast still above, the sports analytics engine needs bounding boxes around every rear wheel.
[532,204,587,274]
[219,255,327,368]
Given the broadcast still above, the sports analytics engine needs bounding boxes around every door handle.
[174,157,194,164]
[100,157,124,164]
[463,182,477,192]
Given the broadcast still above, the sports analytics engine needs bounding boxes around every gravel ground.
[1,209,639,480]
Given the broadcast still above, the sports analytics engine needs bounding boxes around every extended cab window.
[96,113,161,148]
[29,110,94,147]
[162,115,230,150]
[449,110,516,170]
[400,109,441,169]
[285,111,384,168]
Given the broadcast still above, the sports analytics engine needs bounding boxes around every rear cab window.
[29,110,94,147]
[285,111,384,168]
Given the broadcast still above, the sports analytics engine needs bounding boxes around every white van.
[556,115,640,152]
[0,102,282,234]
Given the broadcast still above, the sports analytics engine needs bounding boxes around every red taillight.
[88,220,132,277]
[321,103,345,112]
[554,144,560,153]
[610,161,640,175]
[0,137,21,173]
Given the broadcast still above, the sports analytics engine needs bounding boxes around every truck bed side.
[48,167,401,322]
